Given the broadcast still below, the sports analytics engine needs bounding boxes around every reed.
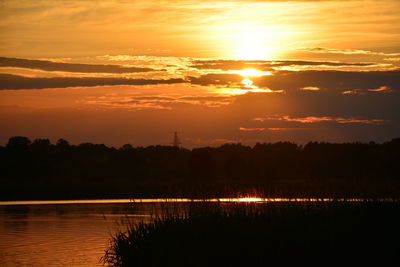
[102,201,400,267]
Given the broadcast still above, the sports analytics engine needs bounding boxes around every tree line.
[1,136,399,200]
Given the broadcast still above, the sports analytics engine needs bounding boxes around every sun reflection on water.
[0,197,396,206]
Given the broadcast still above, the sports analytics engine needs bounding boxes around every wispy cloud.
[300,86,320,91]
[191,59,375,72]
[178,96,233,107]
[368,86,392,93]
[83,97,172,110]
[384,57,400,62]
[253,115,386,125]
[302,47,400,57]
[239,127,308,132]
[341,86,392,95]
[1,0,399,60]
[341,89,364,95]
[81,94,232,110]
[239,127,266,132]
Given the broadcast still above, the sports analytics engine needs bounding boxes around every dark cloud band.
[189,70,400,92]
[1,69,399,93]
[0,74,184,90]
[0,57,158,73]
[190,59,375,71]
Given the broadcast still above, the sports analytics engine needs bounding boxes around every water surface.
[0,198,395,266]
[0,201,152,267]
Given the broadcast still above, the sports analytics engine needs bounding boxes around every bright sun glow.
[212,19,291,60]
[241,76,258,89]
[237,32,270,60]
[217,197,264,202]
[238,197,264,202]
[231,68,267,77]
[242,78,254,86]
[213,67,276,95]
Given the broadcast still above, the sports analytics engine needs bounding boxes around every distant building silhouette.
[172,132,181,148]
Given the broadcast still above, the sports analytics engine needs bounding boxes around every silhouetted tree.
[120,144,133,150]
[31,138,51,151]
[56,138,70,148]
[189,148,216,183]
[6,136,31,150]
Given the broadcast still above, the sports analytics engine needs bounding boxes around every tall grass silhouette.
[103,201,400,267]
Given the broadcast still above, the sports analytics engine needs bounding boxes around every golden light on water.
[0,198,395,206]
[237,197,264,202]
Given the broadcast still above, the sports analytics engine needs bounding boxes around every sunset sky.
[0,0,399,147]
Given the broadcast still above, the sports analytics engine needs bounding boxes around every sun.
[241,78,254,86]
[235,31,276,60]
[228,68,271,89]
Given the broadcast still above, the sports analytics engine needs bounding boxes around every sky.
[0,0,399,147]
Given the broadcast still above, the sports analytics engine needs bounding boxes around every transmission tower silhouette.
[172,132,181,147]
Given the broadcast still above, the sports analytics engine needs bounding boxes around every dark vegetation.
[1,136,399,200]
[103,201,400,267]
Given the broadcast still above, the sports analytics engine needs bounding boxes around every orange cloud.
[342,86,392,94]
[368,86,391,92]
[239,127,310,132]
[302,47,400,57]
[341,90,363,95]
[267,128,291,131]
[239,127,266,132]
[81,94,233,110]
[384,57,400,62]
[254,115,385,125]
[300,86,320,91]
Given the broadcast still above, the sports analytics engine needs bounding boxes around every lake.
[0,198,395,266]
[0,199,159,267]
